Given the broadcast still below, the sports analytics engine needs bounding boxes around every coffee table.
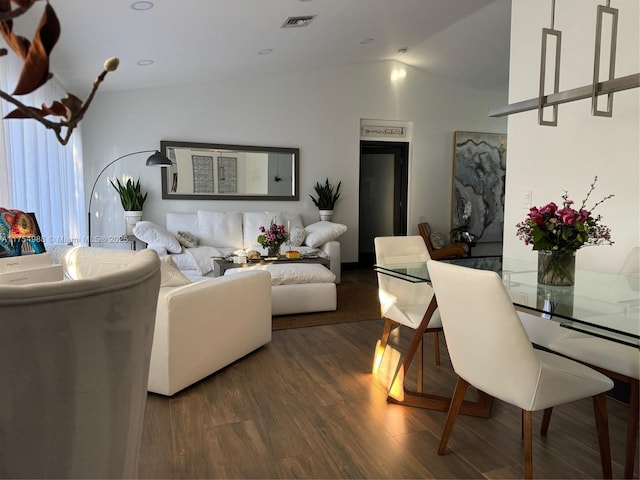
[211,255,329,277]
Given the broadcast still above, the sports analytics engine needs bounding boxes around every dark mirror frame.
[160,140,300,201]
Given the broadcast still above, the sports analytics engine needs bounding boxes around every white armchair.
[51,246,272,396]
[0,249,161,478]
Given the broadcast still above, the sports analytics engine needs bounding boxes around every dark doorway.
[358,141,409,266]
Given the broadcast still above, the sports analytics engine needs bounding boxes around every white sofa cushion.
[280,212,304,229]
[242,212,280,247]
[166,212,199,237]
[197,210,244,249]
[133,221,182,254]
[304,221,347,248]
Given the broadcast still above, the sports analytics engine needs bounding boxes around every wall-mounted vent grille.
[281,15,316,28]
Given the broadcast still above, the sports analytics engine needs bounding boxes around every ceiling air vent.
[281,15,316,28]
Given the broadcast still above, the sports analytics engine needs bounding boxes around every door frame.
[358,140,409,265]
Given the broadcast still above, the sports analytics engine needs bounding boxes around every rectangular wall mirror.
[160,140,299,200]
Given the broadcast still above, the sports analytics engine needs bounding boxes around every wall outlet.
[521,190,532,209]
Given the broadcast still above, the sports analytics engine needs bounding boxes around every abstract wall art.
[451,131,507,243]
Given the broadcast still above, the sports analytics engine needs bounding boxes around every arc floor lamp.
[87,150,172,246]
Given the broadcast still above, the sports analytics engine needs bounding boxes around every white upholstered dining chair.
[0,249,161,479]
[427,260,614,479]
[373,236,443,390]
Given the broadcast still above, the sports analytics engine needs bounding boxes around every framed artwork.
[217,156,237,193]
[191,155,215,193]
[451,131,507,243]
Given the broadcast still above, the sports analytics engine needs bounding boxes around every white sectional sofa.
[49,245,272,396]
[133,211,347,315]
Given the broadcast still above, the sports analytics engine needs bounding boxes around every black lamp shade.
[145,151,172,167]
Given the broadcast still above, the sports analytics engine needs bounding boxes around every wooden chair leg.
[592,392,612,479]
[541,407,553,435]
[379,318,394,351]
[624,378,639,479]
[523,410,533,480]
[438,376,469,455]
[432,331,441,365]
[416,337,423,393]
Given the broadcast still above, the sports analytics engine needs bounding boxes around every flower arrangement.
[516,176,614,253]
[257,221,288,257]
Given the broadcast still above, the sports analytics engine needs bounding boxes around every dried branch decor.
[0,0,118,145]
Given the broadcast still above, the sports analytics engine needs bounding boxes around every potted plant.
[309,178,341,221]
[110,177,148,235]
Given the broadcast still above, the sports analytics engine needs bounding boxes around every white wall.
[504,0,639,273]
[82,60,506,262]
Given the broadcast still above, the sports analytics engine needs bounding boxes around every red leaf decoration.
[4,106,47,118]
[0,10,31,60]
[12,0,38,7]
[61,93,82,117]
[12,3,60,95]
[4,98,69,119]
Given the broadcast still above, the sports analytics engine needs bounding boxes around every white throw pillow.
[170,252,199,272]
[197,211,244,249]
[186,245,223,275]
[430,232,445,249]
[289,226,306,247]
[176,231,199,248]
[303,221,347,248]
[133,221,182,254]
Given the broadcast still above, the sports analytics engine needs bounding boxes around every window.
[0,54,86,246]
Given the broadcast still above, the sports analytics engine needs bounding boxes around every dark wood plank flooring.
[138,269,638,479]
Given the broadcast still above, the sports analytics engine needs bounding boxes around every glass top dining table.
[374,256,639,349]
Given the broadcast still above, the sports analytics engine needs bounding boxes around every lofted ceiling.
[14,0,511,96]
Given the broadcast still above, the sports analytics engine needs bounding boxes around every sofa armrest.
[149,270,271,396]
[320,240,341,284]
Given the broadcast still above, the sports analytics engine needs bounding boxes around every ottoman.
[224,263,337,315]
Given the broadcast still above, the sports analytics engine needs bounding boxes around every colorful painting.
[451,132,507,243]
[0,209,46,257]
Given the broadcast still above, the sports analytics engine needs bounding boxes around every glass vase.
[267,245,281,258]
[537,250,576,286]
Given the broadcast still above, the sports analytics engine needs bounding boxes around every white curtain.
[0,52,86,246]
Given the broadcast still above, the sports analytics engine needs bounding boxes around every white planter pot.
[124,211,143,236]
[319,209,334,221]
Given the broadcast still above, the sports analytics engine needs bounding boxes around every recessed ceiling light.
[137,59,154,66]
[360,38,374,45]
[258,49,274,55]
[131,1,154,11]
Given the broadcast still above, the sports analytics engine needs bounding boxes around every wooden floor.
[138,269,638,479]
